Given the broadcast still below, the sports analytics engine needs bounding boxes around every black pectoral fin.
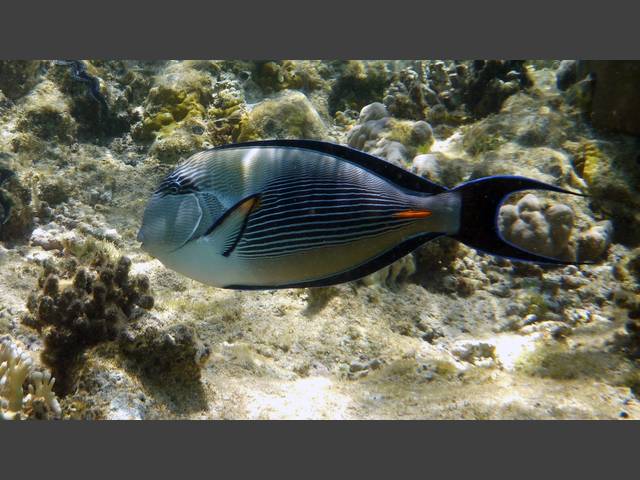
[204,194,261,257]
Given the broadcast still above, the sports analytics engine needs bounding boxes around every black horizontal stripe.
[244,211,408,239]
[248,202,404,227]
[255,198,405,218]
[256,191,404,206]
[236,222,410,258]
[259,185,387,203]
[262,175,377,191]
[238,218,411,252]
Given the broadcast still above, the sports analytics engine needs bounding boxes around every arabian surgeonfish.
[138,140,585,289]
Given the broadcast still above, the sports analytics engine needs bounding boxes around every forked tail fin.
[450,176,588,265]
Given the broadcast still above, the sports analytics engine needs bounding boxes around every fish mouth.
[136,228,145,244]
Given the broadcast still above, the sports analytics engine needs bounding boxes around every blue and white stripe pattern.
[235,175,421,258]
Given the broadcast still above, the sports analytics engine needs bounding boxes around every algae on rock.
[238,90,327,141]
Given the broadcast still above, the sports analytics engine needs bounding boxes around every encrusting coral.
[1,336,61,420]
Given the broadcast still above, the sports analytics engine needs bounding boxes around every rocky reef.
[558,61,640,136]
[1,60,639,419]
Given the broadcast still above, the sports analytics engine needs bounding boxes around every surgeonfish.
[138,140,584,289]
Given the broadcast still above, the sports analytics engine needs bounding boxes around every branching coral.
[1,336,61,420]
[23,251,154,396]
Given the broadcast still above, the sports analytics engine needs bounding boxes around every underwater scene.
[1,60,639,420]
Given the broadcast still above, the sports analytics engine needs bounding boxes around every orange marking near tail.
[392,209,432,219]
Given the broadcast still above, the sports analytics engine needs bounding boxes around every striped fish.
[138,140,583,289]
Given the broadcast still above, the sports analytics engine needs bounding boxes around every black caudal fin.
[450,176,588,265]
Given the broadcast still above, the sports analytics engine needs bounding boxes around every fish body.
[138,140,582,289]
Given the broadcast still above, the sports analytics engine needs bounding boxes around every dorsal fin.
[211,140,448,195]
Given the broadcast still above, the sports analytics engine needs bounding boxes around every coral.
[575,61,640,136]
[252,60,327,94]
[148,130,204,164]
[556,60,578,91]
[132,62,213,163]
[1,336,61,420]
[576,221,612,262]
[567,139,604,185]
[463,60,533,118]
[14,81,77,145]
[361,254,416,288]
[499,193,575,260]
[463,93,574,157]
[564,139,640,246]
[23,249,154,395]
[119,322,210,384]
[383,65,432,120]
[328,61,390,115]
[206,78,247,145]
[612,314,640,361]
[238,90,327,141]
[0,60,43,100]
[51,60,142,140]
[38,178,70,207]
[346,102,434,167]
[463,131,507,157]
[412,152,469,188]
[0,166,35,245]
[451,340,496,365]
[412,237,464,292]
[615,248,640,287]
[522,291,553,322]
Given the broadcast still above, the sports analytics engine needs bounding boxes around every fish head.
[137,188,203,258]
